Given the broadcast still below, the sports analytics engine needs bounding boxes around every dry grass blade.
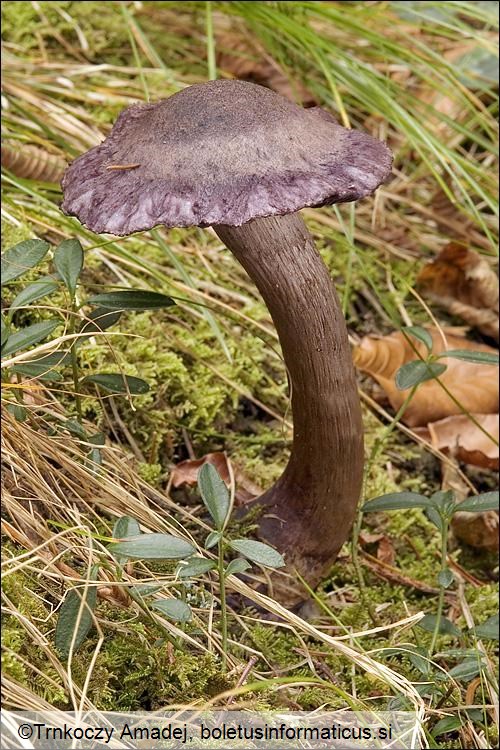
[1,2,497,738]
[2,407,427,717]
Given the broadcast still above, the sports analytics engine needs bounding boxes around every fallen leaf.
[415,414,499,470]
[440,460,470,504]
[418,243,499,341]
[451,510,499,552]
[377,535,396,566]
[170,451,262,506]
[171,452,230,487]
[353,328,498,427]
[359,531,385,545]
[359,532,396,565]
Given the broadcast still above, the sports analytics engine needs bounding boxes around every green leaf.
[473,614,499,641]
[407,648,431,676]
[198,463,230,530]
[466,708,486,724]
[79,308,122,337]
[429,490,456,523]
[362,492,433,512]
[446,659,482,681]
[152,598,192,623]
[53,239,84,297]
[229,539,285,569]
[455,492,499,513]
[402,326,433,352]
[432,717,463,738]
[88,432,105,447]
[417,614,461,637]
[430,490,455,514]
[9,276,59,311]
[205,531,222,550]
[1,320,59,356]
[395,360,447,390]
[89,447,102,469]
[82,373,150,395]
[437,349,499,366]
[1,239,50,285]
[176,558,217,578]
[1,314,10,348]
[86,290,176,310]
[437,648,479,659]
[129,584,163,598]
[24,351,70,368]
[55,569,99,659]
[113,516,141,540]
[225,558,252,577]
[6,403,27,422]
[425,506,444,532]
[382,645,430,676]
[109,533,195,560]
[11,362,63,381]
[438,568,454,589]
[64,418,88,439]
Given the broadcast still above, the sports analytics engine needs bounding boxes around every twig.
[226,656,258,706]
[108,396,145,462]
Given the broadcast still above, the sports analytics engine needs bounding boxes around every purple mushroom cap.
[61,79,392,235]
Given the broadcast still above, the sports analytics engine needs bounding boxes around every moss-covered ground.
[1,3,498,748]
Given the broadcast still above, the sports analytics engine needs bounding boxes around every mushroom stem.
[215,213,363,603]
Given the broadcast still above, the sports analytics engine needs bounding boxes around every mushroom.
[61,80,392,605]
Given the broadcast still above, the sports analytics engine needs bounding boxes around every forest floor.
[1,3,498,749]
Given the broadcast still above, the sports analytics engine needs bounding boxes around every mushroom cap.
[61,79,392,234]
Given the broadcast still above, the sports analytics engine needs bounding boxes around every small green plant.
[397,324,499,393]
[55,464,284,672]
[1,236,175,461]
[361,489,498,741]
[362,489,499,660]
[194,462,285,671]
[351,324,498,618]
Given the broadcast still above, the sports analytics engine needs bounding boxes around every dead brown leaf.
[359,531,385,545]
[417,243,499,341]
[415,414,499,470]
[451,510,499,552]
[377,535,396,566]
[170,451,262,506]
[359,531,396,565]
[171,451,230,487]
[353,328,498,427]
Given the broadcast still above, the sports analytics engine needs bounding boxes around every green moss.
[2,563,69,705]
[2,559,228,709]
[69,607,224,710]
[248,623,301,668]
[2,624,28,686]
[2,564,53,627]
[229,425,287,487]
[137,462,164,485]
[1,220,35,250]
[462,583,498,628]
[74,305,282,468]
[1,2,132,65]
